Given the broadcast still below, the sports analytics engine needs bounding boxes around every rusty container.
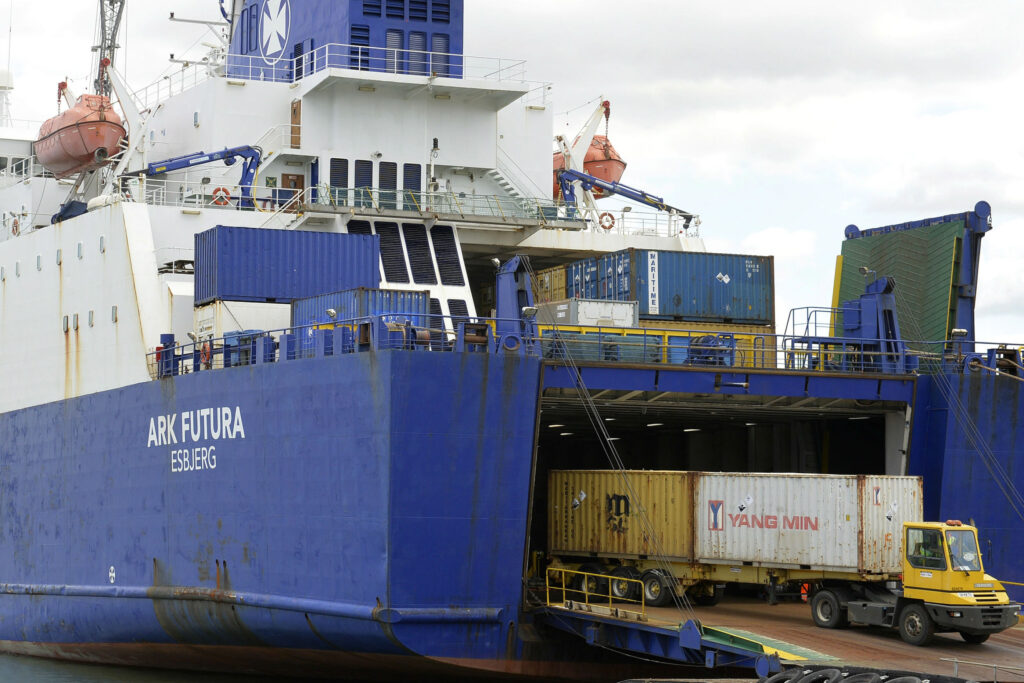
[548,470,695,561]
[694,472,922,573]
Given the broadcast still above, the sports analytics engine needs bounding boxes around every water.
[0,654,313,682]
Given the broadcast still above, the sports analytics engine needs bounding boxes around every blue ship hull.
[0,350,568,679]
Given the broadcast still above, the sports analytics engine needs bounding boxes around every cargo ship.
[0,1,1020,680]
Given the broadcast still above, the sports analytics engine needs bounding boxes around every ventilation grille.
[376,223,410,283]
[363,0,382,16]
[447,298,468,321]
[402,224,437,285]
[409,0,427,21]
[380,161,397,210]
[350,25,370,69]
[329,158,348,188]
[386,0,404,18]
[431,0,450,23]
[431,225,464,286]
[430,33,449,76]
[429,298,444,348]
[408,32,427,74]
[347,220,372,235]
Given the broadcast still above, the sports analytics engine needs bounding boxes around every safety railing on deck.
[133,44,531,110]
[545,567,646,622]
[147,313,933,381]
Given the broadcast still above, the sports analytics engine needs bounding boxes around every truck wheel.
[959,631,990,644]
[898,604,934,646]
[609,566,640,602]
[574,563,608,600]
[810,589,848,629]
[641,570,673,607]
[690,583,725,606]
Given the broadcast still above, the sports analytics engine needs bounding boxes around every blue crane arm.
[145,145,263,209]
[556,168,694,227]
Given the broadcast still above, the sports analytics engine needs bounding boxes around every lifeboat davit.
[552,135,627,199]
[34,94,126,179]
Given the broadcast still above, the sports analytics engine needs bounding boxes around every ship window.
[386,0,404,19]
[350,25,371,70]
[379,162,397,209]
[431,33,450,76]
[408,32,427,74]
[354,160,373,208]
[409,0,427,21]
[363,0,382,16]
[238,7,248,54]
[431,0,450,23]
[375,223,410,283]
[402,224,438,285]
[385,29,402,73]
[111,305,118,323]
[431,225,464,286]
[0,157,7,171]
[63,315,68,333]
[248,9,258,54]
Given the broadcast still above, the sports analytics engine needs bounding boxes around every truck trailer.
[547,470,1020,645]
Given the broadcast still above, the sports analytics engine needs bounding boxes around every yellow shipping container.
[548,470,695,561]
[534,266,567,304]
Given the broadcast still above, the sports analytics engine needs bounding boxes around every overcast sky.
[6,1,1023,342]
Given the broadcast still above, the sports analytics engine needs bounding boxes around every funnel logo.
[708,500,724,531]
[260,0,291,66]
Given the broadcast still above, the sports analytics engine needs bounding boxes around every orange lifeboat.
[34,94,126,179]
[552,135,627,199]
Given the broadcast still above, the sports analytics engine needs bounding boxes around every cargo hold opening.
[525,397,908,579]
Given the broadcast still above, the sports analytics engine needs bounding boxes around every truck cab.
[814,520,1021,645]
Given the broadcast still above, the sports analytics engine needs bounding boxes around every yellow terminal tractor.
[811,520,1020,645]
[546,471,1021,647]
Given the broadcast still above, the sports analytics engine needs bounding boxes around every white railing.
[132,43,530,110]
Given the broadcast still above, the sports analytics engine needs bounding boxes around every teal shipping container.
[595,249,774,325]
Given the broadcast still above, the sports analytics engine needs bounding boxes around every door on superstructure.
[290,100,301,149]
[281,173,304,212]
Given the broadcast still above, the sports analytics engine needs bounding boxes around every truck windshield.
[946,529,982,572]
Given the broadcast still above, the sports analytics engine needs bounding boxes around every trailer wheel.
[609,566,640,602]
[898,604,934,646]
[573,563,608,601]
[959,631,990,644]
[759,668,804,683]
[690,582,724,606]
[641,570,673,607]
[810,589,849,629]
[795,668,842,683]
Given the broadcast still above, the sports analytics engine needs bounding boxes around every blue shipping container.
[291,288,430,328]
[594,249,774,325]
[566,258,598,299]
[194,226,380,305]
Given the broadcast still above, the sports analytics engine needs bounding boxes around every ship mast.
[93,0,126,97]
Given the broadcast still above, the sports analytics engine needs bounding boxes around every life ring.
[599,212,615,230]
[200,342,212,367]
[211,187,232,206]
[10,218,19,236]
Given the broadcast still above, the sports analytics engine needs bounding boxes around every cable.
[522,255,700,626]
[892,286,1024,521]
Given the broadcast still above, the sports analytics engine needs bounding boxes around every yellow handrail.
[545,567,646,621]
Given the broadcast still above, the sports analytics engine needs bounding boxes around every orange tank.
[552,135,627,199]
[34,94,126,179]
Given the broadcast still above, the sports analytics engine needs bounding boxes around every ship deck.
[651,594,1024,681]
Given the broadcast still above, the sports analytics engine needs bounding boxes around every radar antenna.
[92,0,126,97]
